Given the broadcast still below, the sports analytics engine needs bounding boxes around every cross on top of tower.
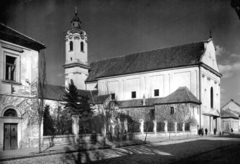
[75,7,77,15]
[71,7,82,29]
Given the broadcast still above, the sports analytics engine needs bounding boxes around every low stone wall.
[43,134,104,147]
[42,131,197,147]
[128,131,196,140]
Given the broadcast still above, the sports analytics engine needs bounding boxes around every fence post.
[183,123,185,132]
[117,118,121,140]
[140,119,144,135]
[124,119,128,140]
[72,115,79,143]
[174,122,177,134]
[153,120,157,135]
[124,119,128,132]
[164,120,168,133]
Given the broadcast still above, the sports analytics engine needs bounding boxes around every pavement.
[1,133,240,163]
[0,134,202,161]
[1,132,240,162]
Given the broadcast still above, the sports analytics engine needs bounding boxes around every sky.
[0,0,240,106]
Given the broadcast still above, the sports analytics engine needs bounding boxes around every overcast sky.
[0,0,240,106]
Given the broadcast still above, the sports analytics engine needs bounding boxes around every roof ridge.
[0,23,45,47]
[90,55,124,64]
[233,101,240,108]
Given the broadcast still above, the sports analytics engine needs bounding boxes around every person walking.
[205,128,208,135]
[201,128,204,136]
[214,128,217,135]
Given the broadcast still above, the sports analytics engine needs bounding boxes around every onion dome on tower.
[71,7,82,29]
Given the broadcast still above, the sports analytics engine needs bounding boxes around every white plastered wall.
[98,66,199,101]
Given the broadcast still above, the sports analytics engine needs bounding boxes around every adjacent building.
[0,23,45,150]
[221,99,240,132]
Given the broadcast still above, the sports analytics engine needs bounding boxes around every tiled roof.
[93,95,110,104]
[117,98,164,108]
[117,87,200,108]
[158,86,201,105]
[42,84,66,101]
[42,84,107,104]
[86,57,120,82]
[86,41,205,82]
[221,109,239,119]
[0,23,45,51]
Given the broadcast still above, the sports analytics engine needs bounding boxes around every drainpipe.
[199,65,202,129]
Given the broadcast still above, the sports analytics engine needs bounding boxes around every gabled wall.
[201,39,219,72]
[222,100,240,114]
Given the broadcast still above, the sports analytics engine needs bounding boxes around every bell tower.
[63,8,89,90]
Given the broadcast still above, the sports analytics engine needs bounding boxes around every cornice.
[63,62,90,69]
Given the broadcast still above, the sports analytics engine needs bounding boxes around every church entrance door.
[4,123,18,150]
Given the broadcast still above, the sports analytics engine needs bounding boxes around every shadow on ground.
[59,135,240,164]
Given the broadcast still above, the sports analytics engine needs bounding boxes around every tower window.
[81,42,84,52]
[210,87,213,108]
[154,89,159,97]
[131,91,136,99]
[170,107,174,115]
[70,41,73,51]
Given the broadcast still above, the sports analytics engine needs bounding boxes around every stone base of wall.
[42,134,104,147]
[128,131,196,140]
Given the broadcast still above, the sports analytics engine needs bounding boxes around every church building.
[64,10,222,133]
[0,10,222,150]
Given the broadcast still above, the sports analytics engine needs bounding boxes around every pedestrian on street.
[201,128,204,136]
[214,128,217,135]
[205,128,208,135]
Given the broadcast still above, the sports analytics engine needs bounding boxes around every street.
[1,135,240,164]
[63,135,240,164]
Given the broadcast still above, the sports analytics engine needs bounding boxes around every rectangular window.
[154,89,159,97]
[131,91,136,98]
[111,93,115,100]
[5,55,17,81]
[170,107,174,115]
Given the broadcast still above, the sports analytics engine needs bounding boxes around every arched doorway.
[3,108,18,150]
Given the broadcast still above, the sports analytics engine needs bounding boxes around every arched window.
[70,41,73,51]
[81,42,84,52]
[4,109,17,117]
[210,87,213,108]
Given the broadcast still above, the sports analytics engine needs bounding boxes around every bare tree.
[144,109,154,142]
[36,49,47,153]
